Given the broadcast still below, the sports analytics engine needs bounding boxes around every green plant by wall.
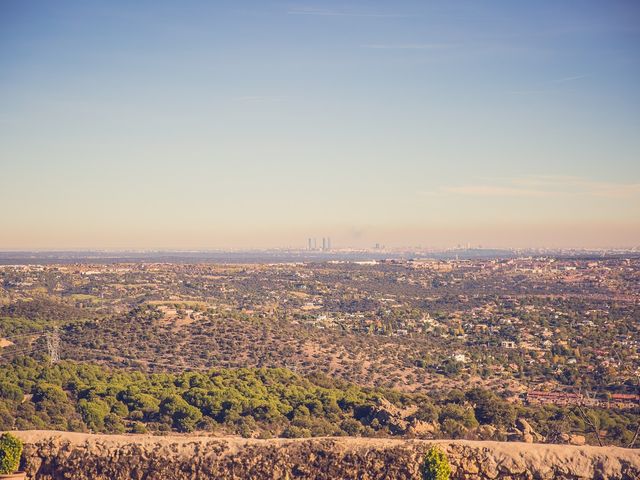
[0,432,23,474]
[421,445,451,480]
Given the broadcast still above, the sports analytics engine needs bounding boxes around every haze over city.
[1,0,639,249]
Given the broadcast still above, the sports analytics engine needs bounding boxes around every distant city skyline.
[1,1,639,249]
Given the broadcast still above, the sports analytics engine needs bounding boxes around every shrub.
[421,445,451,480]
[281,425,312,438]
[130,421,148,434]
[0,432,23,475]
[340,418,363,435]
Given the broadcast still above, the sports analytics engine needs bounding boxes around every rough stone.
[569,434,587,446]
[7,430,640,480]
[516,418,533,434]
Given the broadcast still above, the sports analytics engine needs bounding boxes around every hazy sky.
[1,1,639,249]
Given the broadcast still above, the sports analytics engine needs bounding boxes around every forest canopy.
[0,358,637,447]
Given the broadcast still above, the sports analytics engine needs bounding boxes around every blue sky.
[1,1,639,249]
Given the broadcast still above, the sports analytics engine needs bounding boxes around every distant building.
[452,353,468,363]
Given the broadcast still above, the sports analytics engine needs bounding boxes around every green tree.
[466,388,515,428]
[104,413,126,433]
[421,445,451,480]
[0,382,23,403]
[0,401,15,431]
[160,394,202,432]
[78,399,110,431]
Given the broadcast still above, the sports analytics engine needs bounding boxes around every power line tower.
[46,328,60,364]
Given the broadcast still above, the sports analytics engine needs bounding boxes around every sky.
[1,0,639,250]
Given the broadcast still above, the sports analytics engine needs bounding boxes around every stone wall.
[10,431,640,480]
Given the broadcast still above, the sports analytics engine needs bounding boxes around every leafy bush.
[421,445,451,480]
[0,432,23,475]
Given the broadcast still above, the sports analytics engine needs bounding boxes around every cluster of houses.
[526,390,640,410]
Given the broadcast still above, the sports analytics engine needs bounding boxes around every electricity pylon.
[46,327,60,364]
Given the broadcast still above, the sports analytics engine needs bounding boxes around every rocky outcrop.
[559,433,587,446]
[507,418,545,444]
[356,398,435,436]
[10,430,640,480]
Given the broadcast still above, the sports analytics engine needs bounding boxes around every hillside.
[12,430,640,480]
